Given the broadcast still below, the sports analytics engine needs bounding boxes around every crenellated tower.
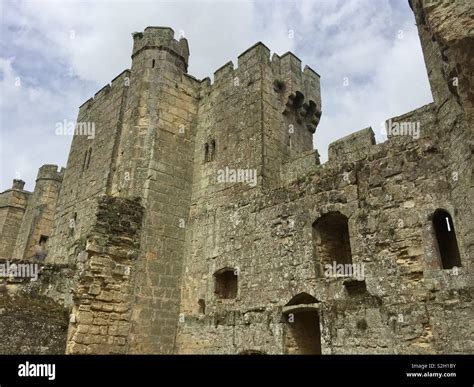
[13,165,64,260]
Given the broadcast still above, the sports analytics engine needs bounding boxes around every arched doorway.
[283,293,321,354]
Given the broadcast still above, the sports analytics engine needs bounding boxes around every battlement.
[37,164,64,182]
[204,41,320,106]
[131,26,189,71]
[12,179,25,190]
[79,69,131,112]
[328,127,376,162]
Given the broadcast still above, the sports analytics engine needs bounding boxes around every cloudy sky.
[0,0,433,192]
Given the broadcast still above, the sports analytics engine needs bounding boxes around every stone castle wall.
[176,102,472,354]
[0,0,471,355]
[47,70,131,265]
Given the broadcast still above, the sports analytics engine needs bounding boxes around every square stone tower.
[56,25,322,354]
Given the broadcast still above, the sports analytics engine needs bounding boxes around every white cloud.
[0,0,433,191]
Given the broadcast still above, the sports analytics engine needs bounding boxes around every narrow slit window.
[210,140,216,161]
[82,151,88,171]
[433,209,461,269]
[204,143,209,163]
[86,148,92,169]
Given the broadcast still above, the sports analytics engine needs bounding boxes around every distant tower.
[13,165,63,259]
[0,179,29,259]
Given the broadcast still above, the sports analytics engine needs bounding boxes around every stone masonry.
[0,0,472,354]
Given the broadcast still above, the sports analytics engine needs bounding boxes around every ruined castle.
[0,0,472,354]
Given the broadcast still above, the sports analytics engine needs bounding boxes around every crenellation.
[111,69,131,86]
[280,51,302,73]
[213,61,234,84]
[37,164,64,182]
[11,179,26,190]
[94,84,111,100]
[237,41,271,68]
[328,127,376,162]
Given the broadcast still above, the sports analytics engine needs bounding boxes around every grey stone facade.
[0,0,472,354]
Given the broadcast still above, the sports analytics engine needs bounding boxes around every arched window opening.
[214,268,238,299]
[312,212,352,273]
[198,299,206,314]
[433,209,461,269]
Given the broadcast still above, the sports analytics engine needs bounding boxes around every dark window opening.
[433,209,461,269]
[204,143,209,163]
[312,212,352,273]
[204,140,216,163]
[292,91,304,109]
[152,59,155,68]
[82,151,88,171]
[198,299,206,314]
[86,148,92,169]
[34,235,49,261]
[210,140,216,161]
[344,278,367,295]
[214,268,238,299]
[39,235,48,246]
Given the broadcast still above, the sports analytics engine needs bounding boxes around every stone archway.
[283,293,321,354]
